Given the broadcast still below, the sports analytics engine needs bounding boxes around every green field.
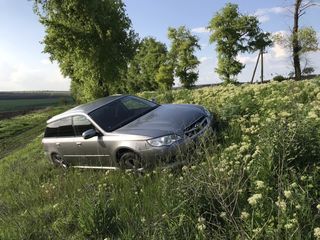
[1,79,320,239]
[0,98,72,112]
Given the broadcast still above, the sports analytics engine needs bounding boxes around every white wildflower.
[240,211,250,220]
[248,193,262,206]
[284,190,292,199]
[314,227,320,239]
[255,180,265,190]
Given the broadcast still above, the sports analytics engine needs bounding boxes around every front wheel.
[51,153,68,168]
[119,152,143,170]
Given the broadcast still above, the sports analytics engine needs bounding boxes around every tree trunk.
[293,0,302,81]
[260,49,264,83]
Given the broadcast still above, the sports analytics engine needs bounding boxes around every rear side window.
[73,115,94,136]
[44,121,59,138]
[44,117,74,138]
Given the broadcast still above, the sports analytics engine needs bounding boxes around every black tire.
[119,152,142,170]
[51,153,68,168]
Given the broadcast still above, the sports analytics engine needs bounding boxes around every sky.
[0,0,319,91]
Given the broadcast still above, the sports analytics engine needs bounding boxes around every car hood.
[114,104,205,138]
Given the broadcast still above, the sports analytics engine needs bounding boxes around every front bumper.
[139,116,213,168]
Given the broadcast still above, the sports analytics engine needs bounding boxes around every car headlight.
[147,134,182,147]
[203,107,211,117]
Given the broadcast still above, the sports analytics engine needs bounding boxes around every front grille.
[184,116,208,138]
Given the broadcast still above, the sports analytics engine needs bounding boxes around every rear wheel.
[51,153,68,168]
[119,152,143,170]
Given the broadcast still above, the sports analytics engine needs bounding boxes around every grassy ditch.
[1,79,320,239]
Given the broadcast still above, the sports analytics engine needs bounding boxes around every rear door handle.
[76,142,82,146]
[55,143,60,147]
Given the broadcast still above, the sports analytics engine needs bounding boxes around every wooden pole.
[250,51,261,84]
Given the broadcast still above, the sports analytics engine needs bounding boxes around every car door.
[54,117,84,165]
[72,115,112,166]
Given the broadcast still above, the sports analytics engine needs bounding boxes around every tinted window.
[44,117,74,138]
[89,96,158,132]
[44,121,59,138]
[73,115,94,136]
[58,117,74,137]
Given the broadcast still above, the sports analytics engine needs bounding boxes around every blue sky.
[0,0,319,91]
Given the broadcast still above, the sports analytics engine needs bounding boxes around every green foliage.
[208,3,272,83]
[273,75,286,82]
[168,26,200,88]
[273,27,319,73]
[3,79,320,239]
[126,37,168,92]
[302,67,315,76]
[155,63,174,90]
[33,0,138,102]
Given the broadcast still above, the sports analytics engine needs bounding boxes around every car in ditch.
[42,95,213,170]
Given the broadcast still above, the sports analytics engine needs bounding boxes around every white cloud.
[237,55,257,64]
[40,58,51,65]
[254,6,288,23]
[0,60,70,91]
[271,43,290,59]
[197,56,221,85]
[199,56,213,62]
[192,27,209,34]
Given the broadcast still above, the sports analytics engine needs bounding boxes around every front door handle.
[56,143,60,147]
[76,142,82,146]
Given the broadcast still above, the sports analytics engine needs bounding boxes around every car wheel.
[119,152,142,170]
[51,153,68,168]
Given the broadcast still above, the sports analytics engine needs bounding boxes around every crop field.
[1,78,320,239]
[0,91,73,119]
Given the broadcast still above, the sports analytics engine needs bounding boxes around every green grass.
[0,98,73,112]
[1,78,320,239]
[0,107,71,159]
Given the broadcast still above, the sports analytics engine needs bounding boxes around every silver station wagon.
[42,95,213,170]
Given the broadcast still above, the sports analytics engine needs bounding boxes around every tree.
[208,3,271,83]
[33,0,138,102]
[291,0,320,80]
[291,0,319,80]
[273,27,319,78]
[155,64,174,90]
[278,0,320,80]
[126,37,168,92]
[168,26,200,88]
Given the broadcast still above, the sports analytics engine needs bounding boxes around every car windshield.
[88,96,159,132]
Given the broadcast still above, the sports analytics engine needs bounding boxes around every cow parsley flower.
[248,194,262,206]
[284,190,292,199]
[314,227,320,239]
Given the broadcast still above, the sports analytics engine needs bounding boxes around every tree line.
[33,0,319,102]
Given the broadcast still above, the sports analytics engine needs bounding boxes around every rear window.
[44,117,74,138]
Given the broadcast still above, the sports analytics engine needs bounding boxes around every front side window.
[89,96,158,132]
[58,117,74,137]
[73,115,94,136]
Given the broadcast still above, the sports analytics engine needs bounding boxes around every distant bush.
[273,75,286,82]
[302,67,315,76]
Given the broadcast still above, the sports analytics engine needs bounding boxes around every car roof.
[47,94,127,123]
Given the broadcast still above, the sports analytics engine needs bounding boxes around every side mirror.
[82,129,97,139]
[150,98,157,103]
